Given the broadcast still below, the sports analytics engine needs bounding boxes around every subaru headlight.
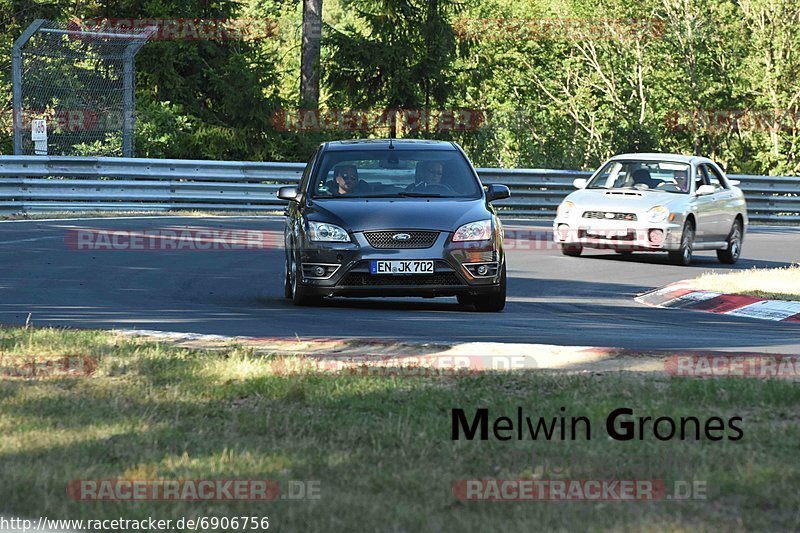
[557,201,574,218]
[308,222,351,242]
[647,205,669,223]
[453,220,492,242]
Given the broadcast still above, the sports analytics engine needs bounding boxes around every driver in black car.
[406,161,445,192]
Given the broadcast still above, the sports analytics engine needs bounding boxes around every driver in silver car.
[631,168,657,189]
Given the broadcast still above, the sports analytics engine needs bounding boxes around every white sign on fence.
[31,119,47,155]
[31,119,47,141]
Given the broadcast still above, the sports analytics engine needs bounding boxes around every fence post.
[11,19,46,155]
[122,45,136,157]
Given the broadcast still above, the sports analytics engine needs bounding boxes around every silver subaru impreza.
[553,153,748,265]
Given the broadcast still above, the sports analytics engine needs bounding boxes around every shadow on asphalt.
[576,251,795,270]
[261,275,800,353]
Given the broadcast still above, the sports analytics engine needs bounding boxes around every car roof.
[609,152,714,165]
[322,139,458,151]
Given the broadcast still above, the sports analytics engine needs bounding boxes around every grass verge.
[692,264,800,301]
[1,327,798,532]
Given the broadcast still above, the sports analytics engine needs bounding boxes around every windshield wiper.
[315,194,381,199]
[396,192,448,198]
[315,192,452,199]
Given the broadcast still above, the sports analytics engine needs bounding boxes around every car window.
[298,148,319,193]
[586,160,691,193]
[703,164,727,191]
[310,149,482,198]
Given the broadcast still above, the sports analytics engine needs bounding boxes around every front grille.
[363,230,439,249]
[582,211,638,221]
[338,272,463,287]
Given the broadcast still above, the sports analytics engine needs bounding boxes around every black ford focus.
[278,139,510,311]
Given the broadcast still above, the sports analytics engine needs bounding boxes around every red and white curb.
[635,281,800,323]
[106,329,800,378]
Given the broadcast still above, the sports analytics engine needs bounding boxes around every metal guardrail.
[0,156,798,223]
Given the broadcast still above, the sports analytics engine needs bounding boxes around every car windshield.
[310,149,482,199]
[587,160,691,194]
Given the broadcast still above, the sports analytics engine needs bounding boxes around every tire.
[472,264,506,312]
[668,221,695,266]
[560,243,583,257]
[283,252,293,299]
[717,218,743,264]
[289,250,322,306]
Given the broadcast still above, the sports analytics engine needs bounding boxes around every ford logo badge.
[392,233,412,241]
[604,212,615,219]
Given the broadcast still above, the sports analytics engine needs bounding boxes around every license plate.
[370,260,434,274]
[586,229,628,238]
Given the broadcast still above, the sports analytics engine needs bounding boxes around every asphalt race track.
[1,216,799,353]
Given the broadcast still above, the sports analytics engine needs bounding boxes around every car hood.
[306,197,490,231]
[565,188,685,212]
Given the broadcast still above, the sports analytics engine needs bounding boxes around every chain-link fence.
[11,19,153,157]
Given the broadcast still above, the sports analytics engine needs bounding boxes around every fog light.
[314,266,326,277]
[649,229,664,246]
[477,265,488,275]
[557,224,571,241]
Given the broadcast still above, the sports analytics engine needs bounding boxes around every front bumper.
[295,230,503,298]
[552,217,683,251]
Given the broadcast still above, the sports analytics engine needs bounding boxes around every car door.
[691,164,718,242]
[703,163,736,238]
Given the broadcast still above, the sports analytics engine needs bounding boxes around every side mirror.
[728,179,740,186]
[696,184,716,196]
[278,185,300,201]
[573,178,587,189]
[486,184,511,202]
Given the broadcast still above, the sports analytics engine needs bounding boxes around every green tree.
[323,0,460,136]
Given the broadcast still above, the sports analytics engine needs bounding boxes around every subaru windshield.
[587,160,692,194]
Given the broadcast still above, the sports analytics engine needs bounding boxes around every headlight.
[453,220,492,242]
[308,222,351,242]
[647,205,669,223]
[557,201,574,218]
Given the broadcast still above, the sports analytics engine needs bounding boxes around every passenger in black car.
[329,164,370,196]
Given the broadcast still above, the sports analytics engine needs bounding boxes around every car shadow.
[579,251,795,270]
